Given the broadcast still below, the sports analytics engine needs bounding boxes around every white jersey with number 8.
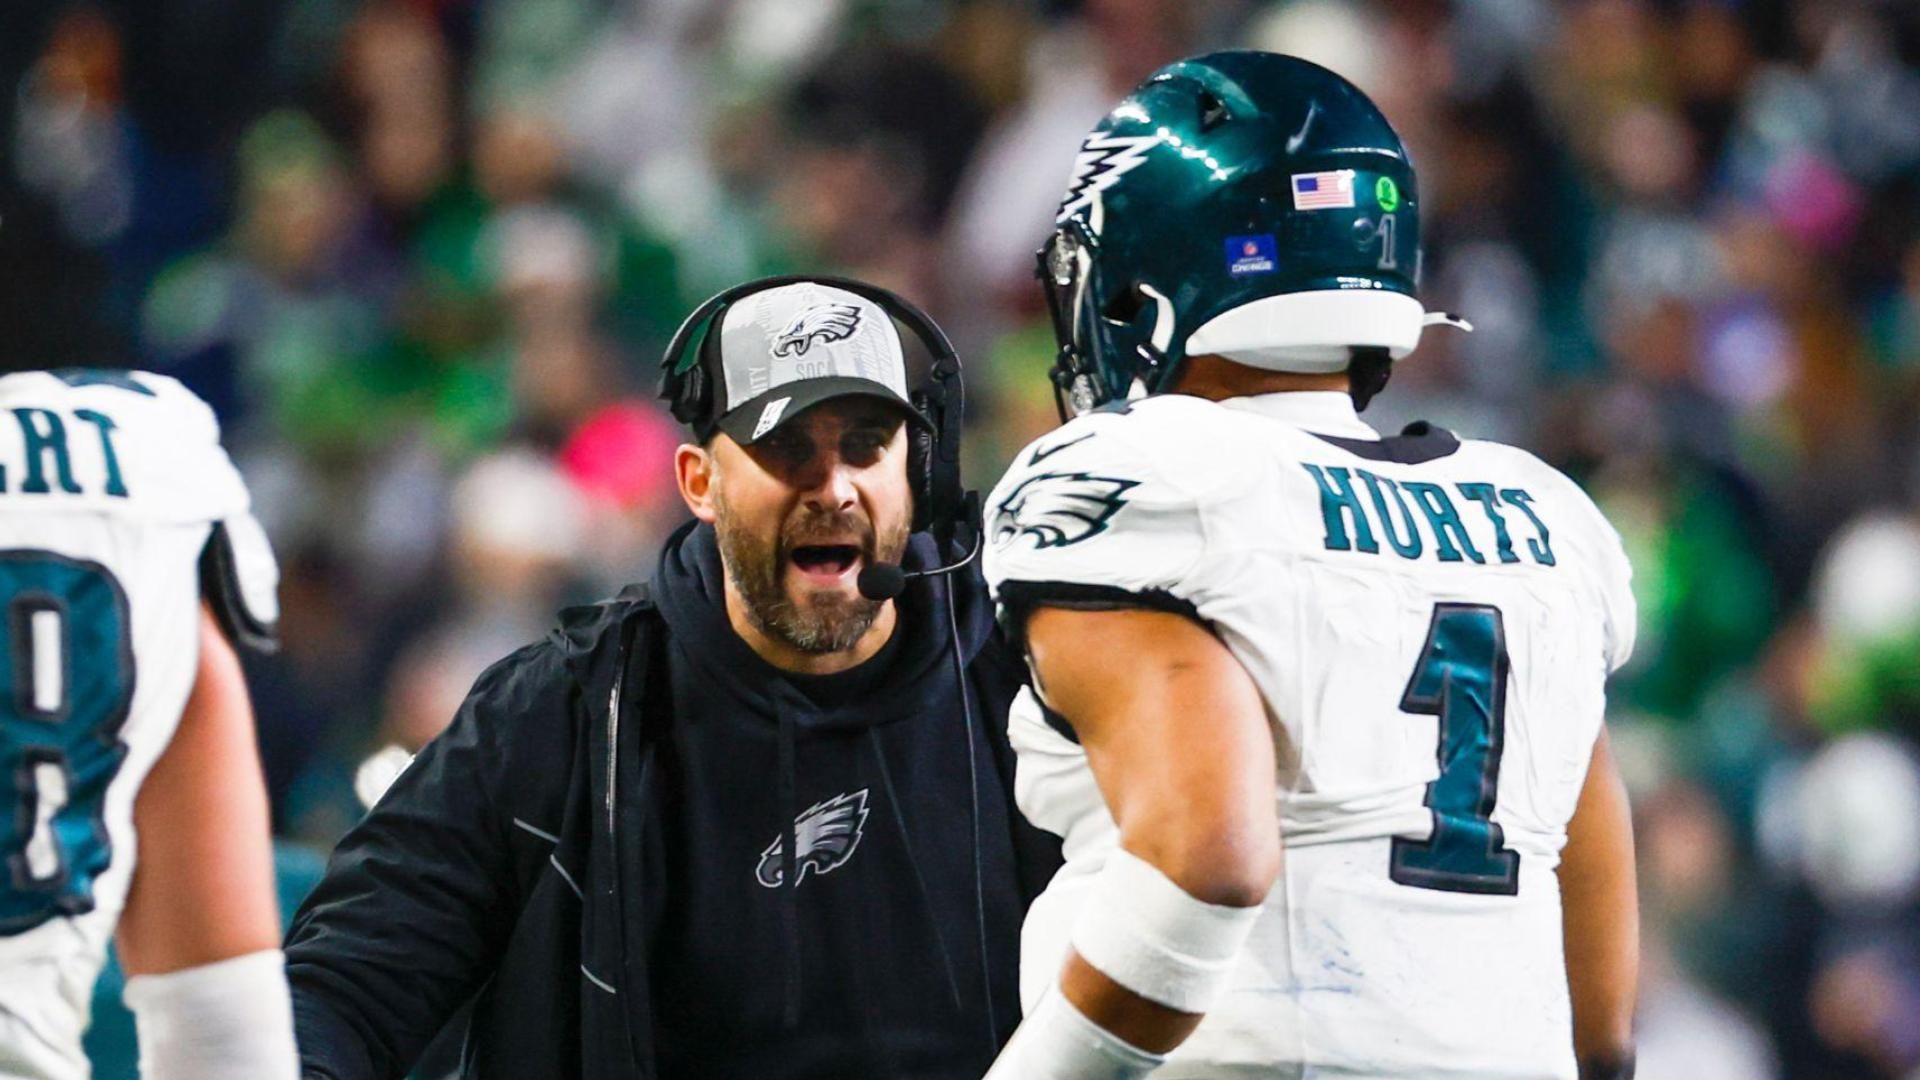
[0,370,277,1079]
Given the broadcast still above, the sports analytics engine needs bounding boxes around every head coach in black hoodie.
[285,277,1061,1079]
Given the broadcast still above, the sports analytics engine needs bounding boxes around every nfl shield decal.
[1226,234,1277,276]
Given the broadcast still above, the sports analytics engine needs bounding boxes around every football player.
[983,53,1638,1079]
[0,370,295,1079]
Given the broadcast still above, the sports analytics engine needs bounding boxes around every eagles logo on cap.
[709,281,928,445]
[772,303,863,357]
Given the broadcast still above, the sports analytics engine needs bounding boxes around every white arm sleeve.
[123,948,299,1080]
[984,986,1165,1080]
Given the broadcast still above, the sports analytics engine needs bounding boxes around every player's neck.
[1171,355,1351,402]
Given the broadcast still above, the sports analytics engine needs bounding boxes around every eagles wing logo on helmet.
[755,789,871,889]
[1056,133,1161,222]
[772,302,863,357]
[993,471,1139,549]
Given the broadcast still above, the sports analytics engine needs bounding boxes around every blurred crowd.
[4,0,1920,1076]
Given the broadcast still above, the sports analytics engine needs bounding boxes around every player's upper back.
[986,390,1634,674]
[985,389,1636,860]
[0,369,251,525]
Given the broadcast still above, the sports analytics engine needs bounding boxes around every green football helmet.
[1037,50,1469,418]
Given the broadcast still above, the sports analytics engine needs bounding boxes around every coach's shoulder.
[550,583,654,662]
[450,587,657,744]
[460,638,577,729]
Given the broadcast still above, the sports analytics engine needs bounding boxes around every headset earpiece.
[914,358,964,546]
[908,389,936,534]
[660,303,728,437]
[664,362,709,430]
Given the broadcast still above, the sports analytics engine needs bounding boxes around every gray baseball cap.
[706,282,926,445]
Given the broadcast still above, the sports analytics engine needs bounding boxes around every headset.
[657,273,969,547]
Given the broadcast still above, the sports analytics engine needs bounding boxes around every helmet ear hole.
[1101,285,1144,326]
[1198,89,1229,132]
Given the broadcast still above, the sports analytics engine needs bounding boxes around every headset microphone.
[856,523,984,602]
[855,563,909,602]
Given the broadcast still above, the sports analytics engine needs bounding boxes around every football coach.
[284,277,1059,1079]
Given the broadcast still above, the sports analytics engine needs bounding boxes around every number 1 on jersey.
[1391,603,1521,896]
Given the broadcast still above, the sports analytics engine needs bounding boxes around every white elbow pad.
[1070,847,1264,1014]
[123,948,298,1080]
[984,985,1165,1080]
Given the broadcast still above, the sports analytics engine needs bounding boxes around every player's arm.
[1559,727,1638,1079]
[116,604,298,1079]
[987,605,1279,1077]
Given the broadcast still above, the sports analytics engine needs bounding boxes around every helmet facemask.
[1038,225,1103,421]
[1036,222,1176,421]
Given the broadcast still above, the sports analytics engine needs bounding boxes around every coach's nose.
[800,453,859,516]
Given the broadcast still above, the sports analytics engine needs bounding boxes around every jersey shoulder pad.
[983,399,1237,612]
[111,372,248,521]
[35,370,248,524]
[0,368,222,435]
[107,375,283,648]
[996,397,1248,506]
[1463,437,1637,670]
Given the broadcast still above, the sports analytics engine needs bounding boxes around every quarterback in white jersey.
[0,370,297,1079]
[984,53,1638,1080]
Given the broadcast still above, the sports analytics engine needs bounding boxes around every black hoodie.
[287,522,1058,1079]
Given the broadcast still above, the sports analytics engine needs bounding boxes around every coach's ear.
[676,443,719,524]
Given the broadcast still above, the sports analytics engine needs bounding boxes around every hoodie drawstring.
[778,703,802,1029]
[946,577,999,1049]
[864,727,964,1013]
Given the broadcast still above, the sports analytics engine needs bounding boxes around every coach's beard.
[714,499,909,655]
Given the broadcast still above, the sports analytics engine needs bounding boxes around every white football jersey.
[0,370,277,1079]
[984,391,1634,1078]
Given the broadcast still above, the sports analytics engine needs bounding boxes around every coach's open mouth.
[789,544,862,585]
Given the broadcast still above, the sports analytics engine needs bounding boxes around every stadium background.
[3,0,1919,1076]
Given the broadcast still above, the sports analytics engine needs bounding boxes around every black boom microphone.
[856,525,984,601]
[855,563,910,602]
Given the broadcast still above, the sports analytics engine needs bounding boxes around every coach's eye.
[758,430,813,469]
[841,431,888,467]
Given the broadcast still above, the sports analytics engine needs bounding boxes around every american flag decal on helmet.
[1291,170,1356,210]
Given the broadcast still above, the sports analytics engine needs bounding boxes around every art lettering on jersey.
[0,405,131,500]
[1302,463,1556,567]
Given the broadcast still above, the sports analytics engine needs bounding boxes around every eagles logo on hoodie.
[755,789,871,888]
